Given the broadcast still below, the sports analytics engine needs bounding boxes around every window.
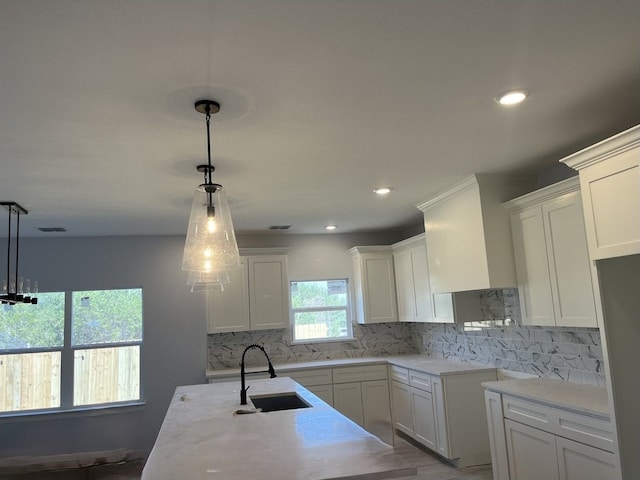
[0,288,142,414]
[290,279,352,342]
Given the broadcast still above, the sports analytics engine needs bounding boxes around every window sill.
[291,336,356,345]
[0,401,145,424]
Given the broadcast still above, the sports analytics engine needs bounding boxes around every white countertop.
[206,355,497,380]
[482,377,610,418]
[142,377,426,480]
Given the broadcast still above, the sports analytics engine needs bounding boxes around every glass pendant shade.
[187,269,231,292]
[182,184,241,274]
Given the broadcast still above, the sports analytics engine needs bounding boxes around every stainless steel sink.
[250,393,310,412]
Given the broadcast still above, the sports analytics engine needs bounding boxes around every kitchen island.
[142,377,426,480]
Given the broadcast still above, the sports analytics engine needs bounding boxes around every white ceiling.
[1,0,640,238]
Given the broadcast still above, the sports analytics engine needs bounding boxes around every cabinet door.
[206,259,250,333]
[505,419,559,480]
[578,145,640,260]
[411,247,432,322]
[431,376,450,458]
[248,255,289,330]
[556,436,619,480]
[411,387,437,450]
[510,207,555,326]
[390,380,413,437]
[393,250,416,322]
[484,390,509,480]
[360,254,398,323]
[306,384,334,407]
[362,380,392,445]
[333,382,364,427]
[543,194,598,327]
[431,293,454,323]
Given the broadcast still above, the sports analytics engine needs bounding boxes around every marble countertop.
[206,355,497,380]
[482,377,610,418]
[142,377,424,480]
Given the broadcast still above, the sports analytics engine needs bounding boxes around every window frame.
[0,288,144,418]
[290,278,354,344]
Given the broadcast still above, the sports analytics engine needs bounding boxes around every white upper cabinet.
[350,246,398,324]
[416,174,533,293]
[392,235,432,322]
[560,124,640,260]
[207,248,290,333]
[505,177,598,328]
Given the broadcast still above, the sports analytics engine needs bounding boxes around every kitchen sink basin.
[250,393,310,412]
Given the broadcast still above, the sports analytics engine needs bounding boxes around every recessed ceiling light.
[496,89,529,106]
[325,225,337,231]
[373,187,392,195]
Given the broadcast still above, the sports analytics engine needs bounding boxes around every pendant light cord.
[15,211,20,295]
[5,208,11,293]
[204,103,215,213]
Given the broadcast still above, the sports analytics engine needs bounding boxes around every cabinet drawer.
[503,395,554,431]
[554,409,615,453]
[408,370,432,392]
[389,365,410,384]
[284,368,333,387]
[333,364,388,384]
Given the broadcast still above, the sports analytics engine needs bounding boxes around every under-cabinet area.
[483,378,619,480]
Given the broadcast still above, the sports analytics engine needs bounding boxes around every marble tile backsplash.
[208,322,419,370]
[207,289,606,386]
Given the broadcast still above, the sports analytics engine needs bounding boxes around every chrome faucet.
[240,344,277,405]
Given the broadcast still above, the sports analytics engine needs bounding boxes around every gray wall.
[0,231,403,461]
[0,236,207,459]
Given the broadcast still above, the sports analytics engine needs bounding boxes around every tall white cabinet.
[559,124,640,479]
[505,177,598,328]
[207,248,290,333]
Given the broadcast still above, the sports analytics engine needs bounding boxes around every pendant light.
[181,100,240,287]
[1,202,38,305]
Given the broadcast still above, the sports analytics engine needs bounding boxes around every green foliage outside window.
[0,293,65,350]
[72,289,143,345]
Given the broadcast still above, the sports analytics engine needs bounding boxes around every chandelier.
[1,202,38,305]
[181,100,240,290]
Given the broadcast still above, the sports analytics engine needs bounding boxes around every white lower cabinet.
[390,365,496,467]
[361,379,393,443]
[556,436,618,480]
[505,419,559,480]
[332,365,392,444]
[333,382,364,425]
[285,368,334,406]
[484,389,620,480]
[390,380,413,436]
[305,384,334,406]
[411,387,437,450]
